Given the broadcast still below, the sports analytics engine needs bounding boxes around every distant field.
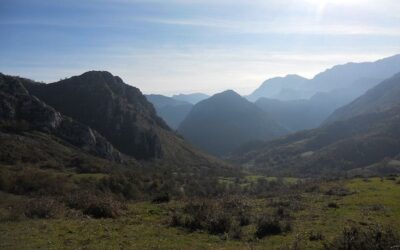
[1,177,400,249]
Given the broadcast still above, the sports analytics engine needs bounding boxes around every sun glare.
[306,0,364,6]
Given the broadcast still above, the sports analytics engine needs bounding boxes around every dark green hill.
[178,90,288,156]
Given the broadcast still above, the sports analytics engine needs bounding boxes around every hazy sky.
[1,0,399,95]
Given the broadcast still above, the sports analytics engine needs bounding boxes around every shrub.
[152,192,170,203]
[327,202,339,208]
[170,196,250,236]
[7,168,71,196]
[325,186,352,196]
[66,191,124,218]
[309,231,324,241]
[207,211,232,235]
[228,220,243,240]
[24,197,63,219]
[324,225,400,250]
[0,169,10,191]
[385,175,397,181]
[84,199,121,219]
[255,214,291,239]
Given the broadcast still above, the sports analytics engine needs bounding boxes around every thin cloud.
[138,17,400,36]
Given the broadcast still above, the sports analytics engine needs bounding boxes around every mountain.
[308,54,400,94]
[178,90,288,156]
[145,94,192,129]
[233,106,400,177]
[23,71,230,170]
[255,87,364,132]
[172,93,209,104]
[325,72,400,124]
[232,102,400,176]
[0,73,123,163]
[248,54,400,102]
[247,74,309,101]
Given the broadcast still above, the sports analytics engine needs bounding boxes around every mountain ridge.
[325,72,400,124]
[21,71,231,171]
[178,89,288,156]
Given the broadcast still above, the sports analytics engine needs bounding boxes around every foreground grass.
[1,177,400,249]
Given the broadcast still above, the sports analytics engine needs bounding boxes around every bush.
[325,186,352,196]
[207,211,232,235]
[228,220,243,240]
[255,217,282,238]
[152,192,170,203]
[255,214,291,239]
[170,196,250,237]
[24,197,64,219]
[385,175,397,181]
[6,168,71,196]
[327,202,339,208]
[66,191,124,218]
[324,225,400,250]
[309,231,324,241]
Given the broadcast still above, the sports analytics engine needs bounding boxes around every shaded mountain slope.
[255,87,363,131]
[0,73,122,162]
[178,90,288,156]
[325,72,400,123]
[24,71,166,160]
[145,94,192,129]
[232,104,400,176]
[23,71,230,171]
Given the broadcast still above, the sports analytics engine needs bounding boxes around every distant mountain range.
[232,72,400,176]
[172,93,209,104]
[178,90,288,156]
[247,74,310,102]
[244,55,400,131]
[254,87,365,132]
[325,72,400,124]
[4,71,230,173]
[145,94,193,129]
[249,54,400,102]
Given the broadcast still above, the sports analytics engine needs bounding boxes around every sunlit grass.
[1,177,399,249]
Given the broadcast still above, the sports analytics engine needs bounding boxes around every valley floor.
[1,177,400,249]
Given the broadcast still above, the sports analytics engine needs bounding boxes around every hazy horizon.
[1,0,399,95]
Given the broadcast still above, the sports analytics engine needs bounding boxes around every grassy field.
[1,177,400,249]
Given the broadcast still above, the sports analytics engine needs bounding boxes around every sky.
[0,0,399,95]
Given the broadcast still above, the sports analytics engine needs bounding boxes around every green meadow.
[1,176,399,250]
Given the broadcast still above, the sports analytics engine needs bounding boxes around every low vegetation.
[1,175,400,249]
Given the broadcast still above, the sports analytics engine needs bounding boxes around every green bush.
[170,196,250,237]
[6,168,71,196]
[24,197,64,219]
[324,225,400,250]
[309,231,324,241]
[66,191,125,218]
[255,214,291,239]
[327,202,339,208]
[151,192,170,203]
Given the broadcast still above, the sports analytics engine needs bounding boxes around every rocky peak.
[0,73,122,162]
